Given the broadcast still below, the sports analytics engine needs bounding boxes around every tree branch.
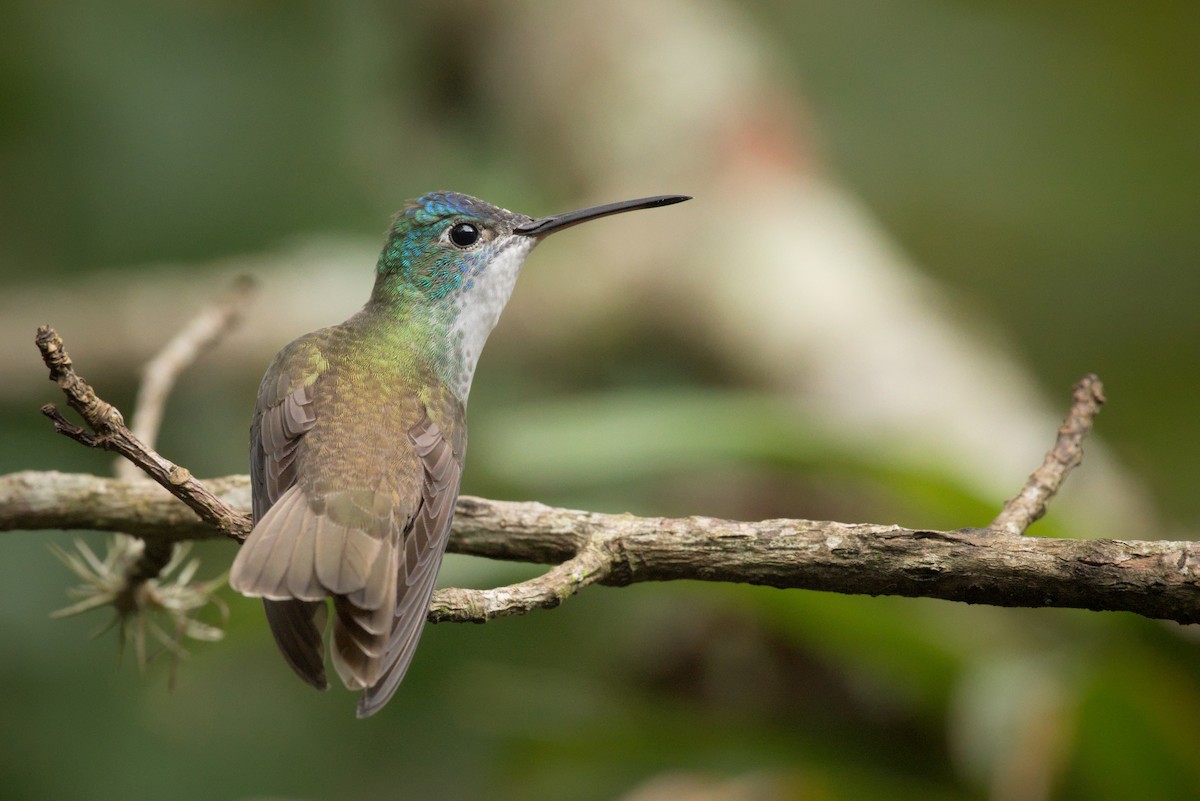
[25,324,1198,628]
[5,470,1200,625]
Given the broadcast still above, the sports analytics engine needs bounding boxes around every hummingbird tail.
[262,598,329,690]
[232,485,401,694]
[330,592,393,690]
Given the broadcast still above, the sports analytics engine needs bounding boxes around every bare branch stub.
[35,325,251,541]
[36,326,126,432]
[991,373,1105,536]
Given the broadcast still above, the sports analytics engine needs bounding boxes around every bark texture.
[5,470,1199,625]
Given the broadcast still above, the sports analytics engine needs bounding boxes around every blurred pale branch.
[121,275,258,466]
[8,327,1200,625]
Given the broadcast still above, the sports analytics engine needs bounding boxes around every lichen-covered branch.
[109,278,256,615]
[5,469,1200,625]
[0,471,250,543]
[430,537,614,622]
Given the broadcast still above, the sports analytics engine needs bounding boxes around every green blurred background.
[2,1,1199,799]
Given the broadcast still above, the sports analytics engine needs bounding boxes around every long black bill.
[514,194,691,237]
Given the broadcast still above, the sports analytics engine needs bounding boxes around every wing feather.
[234,338,327,689]
[356,413,462,718]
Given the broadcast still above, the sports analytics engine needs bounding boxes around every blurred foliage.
[2,1,1199,800]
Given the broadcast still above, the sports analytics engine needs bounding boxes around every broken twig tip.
[991,373,1106,537]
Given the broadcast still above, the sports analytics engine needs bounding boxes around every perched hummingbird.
[229,191,690,717]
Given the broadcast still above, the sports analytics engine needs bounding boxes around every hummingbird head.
[374,192,535,307]
[371,190,689,398]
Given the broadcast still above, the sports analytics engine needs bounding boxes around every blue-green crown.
[374,192,528,304]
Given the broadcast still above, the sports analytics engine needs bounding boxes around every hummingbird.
[229,191,690,717]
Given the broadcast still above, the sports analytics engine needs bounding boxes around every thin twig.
[430,535,615,622]
[36,325,251,541]
[991,374,1105,536]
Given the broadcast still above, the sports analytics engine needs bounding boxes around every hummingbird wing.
[232,334,329,689]
[355,411,463,717]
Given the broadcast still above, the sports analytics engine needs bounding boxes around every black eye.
[449,222,480,248]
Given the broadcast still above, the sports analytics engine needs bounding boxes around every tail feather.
[355,545,448,718]
[238,411,463,715]
[331,593,393,688]
[284,512,322,599]
[313,514,384,595]
[262,598,328,690]
[346,532,395,611]
[233,484,401,695]
[230,488,318,601]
